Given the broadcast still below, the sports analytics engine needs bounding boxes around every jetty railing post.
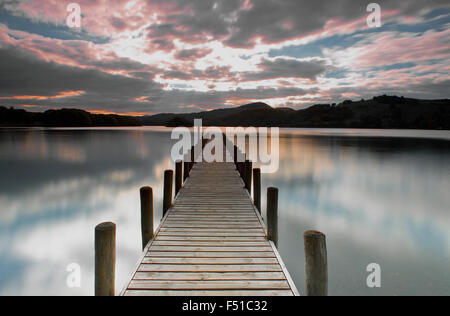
[140,187,154,251]
[304,231,328,296]
[253,168,261,213]
[239,162,244,182]
[267,187,278,248]
[234,145,238,165]
[183,161,190,182]
[163,170,174,217]
[175,161,183,195]
[190,145,195,171]
[245,160,252,192]
[95,222,116,296]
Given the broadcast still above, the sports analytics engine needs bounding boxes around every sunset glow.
[0,1,449,115]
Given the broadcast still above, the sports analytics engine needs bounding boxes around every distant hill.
[1,95,449,129]
[141,96,450,130]
[0,107,142,127]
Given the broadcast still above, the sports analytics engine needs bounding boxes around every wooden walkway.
[121,162,299,296]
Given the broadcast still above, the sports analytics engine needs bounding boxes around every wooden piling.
[245,160,252,192]
[183,161,190,182]
[95,222,116,296]
[175,161,183,195]
[190,146,195,170]
[140,187,154,251]
[163,170,173,217]
[267,187,278,248]
[253,168,261,213]
[238,162,245,181]
[304,230,328,296]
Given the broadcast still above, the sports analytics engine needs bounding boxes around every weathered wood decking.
[121,162,299,296]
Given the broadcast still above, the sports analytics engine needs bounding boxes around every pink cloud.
[355,29,450,68]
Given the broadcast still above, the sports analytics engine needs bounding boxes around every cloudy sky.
[0,0,449,115]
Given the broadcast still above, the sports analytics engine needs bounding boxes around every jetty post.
[253,168,261,213]
[183,161,190,182]
[189,146,195,171]
[163,170,173,217]
[140,186,154,251]
[95,222,116,296]
[304,231,328,296]
[267,187,279,248]
[245,160,252,192]
[175,161,183,195]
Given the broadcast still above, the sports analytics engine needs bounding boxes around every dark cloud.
[163,66,233,80]
[243,57,328,81]
[0,45,162,112]
[175,48,212,60]
[224,0,450,47]
[143,0,450,47]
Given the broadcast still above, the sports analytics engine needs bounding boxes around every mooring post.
[234,145,238,165]
[175,161,183,195]
[183,161,190,182]
[163,170,173,217]
[304,230,328,296]
[95,222,116,296]
[267,187,278,248]
[245,160,252,192]
[238,162,244,181]
[253,168,261,213]
[190,145,195,171]
[140,187,154,251]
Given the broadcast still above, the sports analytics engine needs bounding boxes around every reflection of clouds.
[256,132,450,295]
[273,135,450,257]
[0,128,175,295]
[55,143,86,163]
[0,171,167,295]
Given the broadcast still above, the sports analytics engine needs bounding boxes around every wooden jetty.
[120,161,299,296]
[95,140,327,296]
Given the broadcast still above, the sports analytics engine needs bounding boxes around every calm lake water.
[0,127,449,296]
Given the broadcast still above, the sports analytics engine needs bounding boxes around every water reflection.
[0,128,176,295]
[0,128,449,296]
[261,133,450,296]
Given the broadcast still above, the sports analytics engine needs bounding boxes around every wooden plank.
[163,224,262,228]
[137,264,283,272]
[158,232,266,237]
[133,272,286,281]
[128,280,291,290]
[122,160,298,297]
[155,236,267,241]
[159,228,265,233]
[124,290,294,296]
[142,257,279,265]
[152,241,270,247]
[150,246,274,252]
[145,252,277,258]
[166,218,259,222]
